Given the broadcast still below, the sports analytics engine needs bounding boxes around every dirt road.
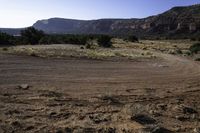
[0,53,200,133]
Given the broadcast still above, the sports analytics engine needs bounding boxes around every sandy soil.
[0,49,200,133]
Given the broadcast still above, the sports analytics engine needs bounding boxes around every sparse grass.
[4,43,156,60]
[3,39,196,60]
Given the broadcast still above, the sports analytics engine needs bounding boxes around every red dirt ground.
[0,53,200,133]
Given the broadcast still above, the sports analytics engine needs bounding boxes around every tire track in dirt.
[0,53,200,132]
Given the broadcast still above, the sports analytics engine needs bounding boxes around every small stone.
[18,84,29,90]
[191,114,198,120]
[149,110,161,117]
[149,110,154,115]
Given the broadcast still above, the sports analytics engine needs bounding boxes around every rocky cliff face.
[32,4,200,37]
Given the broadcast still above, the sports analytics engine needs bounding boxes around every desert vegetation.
[0,32,15,45]
[189,42,200,54]
[0,27,113,48]
[124,35,139,42]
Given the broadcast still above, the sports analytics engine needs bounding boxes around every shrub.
[2,47,8,51]
[129,35,139,42]
[0,32,14,45]
[124,35,139,42]
[85,39,98,49]
[189,43,200,54]
[20,27,45,45]
[39,36,51,44]
[176,49,182,54]
[190,37,197,41]
[97,35,112,48]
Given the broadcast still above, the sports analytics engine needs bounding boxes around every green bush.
[124,35,139,42]
[0,32,14,45]
[0,29,113,48]
[97,35,112,48]
[189,43,200,54]
[20,27,45,45]
[190,37,197,41]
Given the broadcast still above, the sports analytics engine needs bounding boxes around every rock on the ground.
[18,84,29,90]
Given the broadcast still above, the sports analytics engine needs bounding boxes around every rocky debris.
[0,127,3,133]
[158,65,169,68]
[172,104,199,122]
[183,106,198,114]
[40,91,62,98]
[82,128,96,133]
[100,96,122,105]
[130,103,147,115]
[5,109,20,115]
[181,50,191,56]
[193,128,200,133]
[89,114,111,124]
[156,104,168,111]
[149,110,162,117]
[67,127,96,133]
[49,112,71,120]
[17,84,29,90]
[138,125,172,133]
[191,114,199,120]
[65,127,74,133]
[173,104,198,114]
[175,115,190,121]
[131,114,156,125]
[25,126,34,131]
[11,121,22,128]
[55,128,74,133]
[98,127,116,133]
[55,129,63,133]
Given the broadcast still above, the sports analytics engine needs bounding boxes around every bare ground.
[0,46,200,133]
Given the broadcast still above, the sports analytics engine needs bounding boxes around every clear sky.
[0,0,200,28]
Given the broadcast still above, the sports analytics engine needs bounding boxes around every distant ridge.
[1,4,200,38]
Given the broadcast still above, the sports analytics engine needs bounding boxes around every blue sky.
[0,0,200,28]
